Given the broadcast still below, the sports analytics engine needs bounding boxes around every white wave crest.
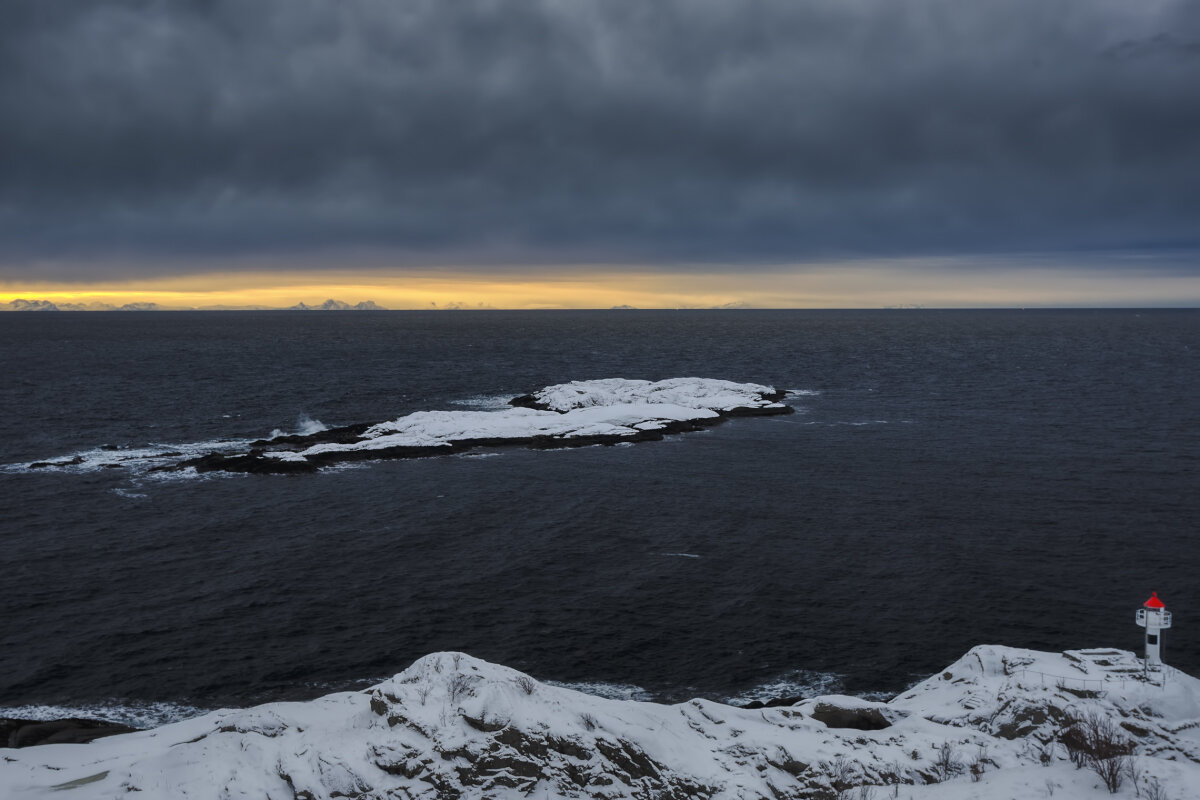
[2,439,254,477]
[0,700,210,729]
[722,669,846,706]
[448,394,516,410]
[269,413,328,439]
[543,680,654,702]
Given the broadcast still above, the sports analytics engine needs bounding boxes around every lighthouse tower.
[1135,592,1172,668]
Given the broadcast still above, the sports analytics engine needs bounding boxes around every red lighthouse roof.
[1144,592,1166,609]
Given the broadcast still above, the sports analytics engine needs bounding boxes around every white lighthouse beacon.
[1135,591,1172,669]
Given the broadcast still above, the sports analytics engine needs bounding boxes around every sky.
[2,0,1199,308]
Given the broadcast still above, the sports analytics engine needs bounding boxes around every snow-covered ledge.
[3,646,1198,799]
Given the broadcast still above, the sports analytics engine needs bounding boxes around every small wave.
[5,439,254,476]
[449,394,516,410]
[544,680,654,702]
[269,413,328,439]
[111,488,148,499]
[785,389,821,396]
[303,676,389,692]
[790,420,898,428]
[722,669,846,706]
[659,552,701,559]
[0,700,211,729]
[319,461,371,472]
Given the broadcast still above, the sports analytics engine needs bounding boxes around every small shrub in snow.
[1093,754,1130,794]
[1058,710,1135,794]
[969,744,990,782]
[1143,775,1171,800]
[513,675,536,695]
[579,713,598,731]
[932,742,962,781]
[880,760,906,798]
[447,673,474,704]
[823,755,856,797]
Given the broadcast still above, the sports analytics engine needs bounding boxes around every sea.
[2,309,1198,727]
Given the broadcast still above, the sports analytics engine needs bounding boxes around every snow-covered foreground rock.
[4,647,1199,799]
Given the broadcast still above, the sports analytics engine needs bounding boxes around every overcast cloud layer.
[2,0,1199,281]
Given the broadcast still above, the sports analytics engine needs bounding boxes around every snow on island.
[176,378,792,475]
[3,646,1199,799]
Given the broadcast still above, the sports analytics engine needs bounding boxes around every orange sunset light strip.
[3,264,1199,309]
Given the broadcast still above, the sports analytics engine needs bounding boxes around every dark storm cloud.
[1,0,1199,279]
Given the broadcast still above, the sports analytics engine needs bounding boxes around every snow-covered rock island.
[3,646,1199,799]
[175,378,793,475]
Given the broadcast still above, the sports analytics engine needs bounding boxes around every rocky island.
[172,378,794,475]
[16,378,794,477]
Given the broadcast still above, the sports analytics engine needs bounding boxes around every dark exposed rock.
[494,726,550,759]
[741,696,805,710]
[1120,720,1153,738]
[721,404,794,417]
[2,717,138,748]
[370,744,427,778]
[249,423,373,448]
[547,735,593,761]
[764,747,810,778]
[809,702,892,731]
[991,701,1067,740]
[29,456,84,469]
[594,738,663,781]
[507,393,541,409]
[181,451,319,475]
[461,711,509,733]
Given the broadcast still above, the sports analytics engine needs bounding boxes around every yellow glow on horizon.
[2,262,1199,309]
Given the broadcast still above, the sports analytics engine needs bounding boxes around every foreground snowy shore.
[3,646,1199,799]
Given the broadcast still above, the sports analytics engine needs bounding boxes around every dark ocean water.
[2,309,1198,721]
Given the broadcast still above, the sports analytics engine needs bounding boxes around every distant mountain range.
[287,299,386,310]
[2,299,164,312]
[3,298,769,312]
[2,298,387,312]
